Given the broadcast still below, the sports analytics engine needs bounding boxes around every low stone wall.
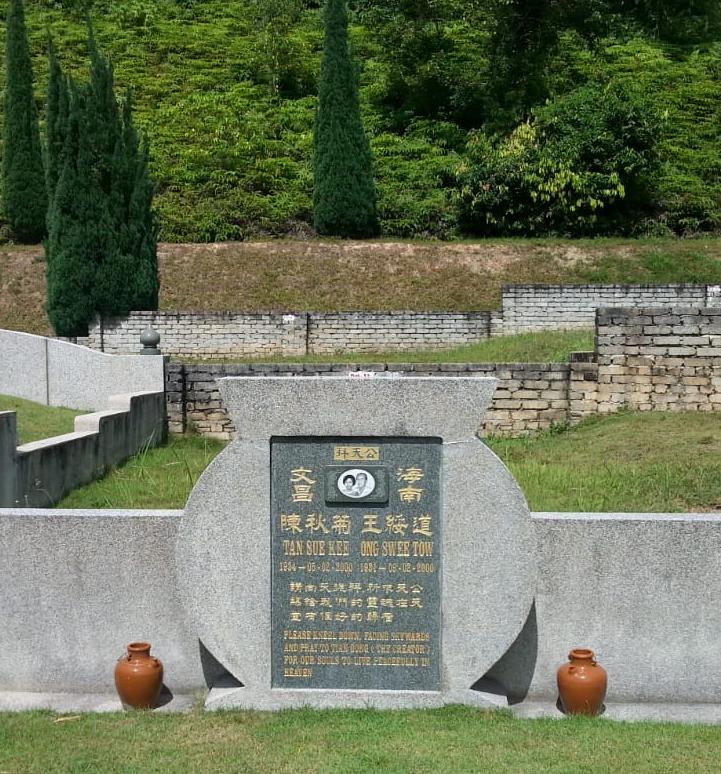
[570,306,721,417]
[74,284,721,358]
[79,310,493,357]
[500,283,720,334]
[0,391,166,508]
[1,507,719,706]
[167,306,721,438]
[0,329,165,411]
[167,362,570,438]
[308,311,491,354]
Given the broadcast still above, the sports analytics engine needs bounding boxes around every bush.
[456,83,663,236]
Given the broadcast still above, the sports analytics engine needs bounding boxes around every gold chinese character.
[334,612,348,622]
[367,611,379,622]
[367,596,379,609]
[290,596,302,607]
[410,598,423,609]
[399,486,423,503]
[351,613,363,622]
[291,468,316,503]
[396,598,409,608]
[380,598,394,608]
[305,513,329,534]
[319,597,332,608]
[321,612,333,622]
[335,596,348,607]
[397,467,424,484]
[334,446,380,462]
[332,514,351,535]
[281,514,303,534]
[304,612,317,621]
[290,612,302,622]
[385,514,408,536]
[362,515,382,534]
[412,515,433,537]
[381,612,394,623]
[289,582,303,592]
[395,583,408,594]
[410,584,423,594]
[351,598,363,607]
[304,598,316,608]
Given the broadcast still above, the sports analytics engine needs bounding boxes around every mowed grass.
[3,237,721,335]
[179,329,595,365]
[0,708,720,774]
[0,394,82,445]
[491,411,721,513]
[56,434,226,509]
[57,411,721,513]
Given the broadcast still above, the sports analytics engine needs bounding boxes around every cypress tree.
[313,0,379,238]
[46,82,111,336]
[97,92,158,314]
[3,0,47,242]
[45,38,70,221]
[45,22,158,335]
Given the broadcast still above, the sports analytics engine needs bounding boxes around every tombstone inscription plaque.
[177,377,537,710]
[271,437,441,691]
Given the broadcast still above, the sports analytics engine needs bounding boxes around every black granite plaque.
[271,437,442,691]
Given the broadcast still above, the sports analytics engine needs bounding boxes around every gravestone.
[177,376,536,709]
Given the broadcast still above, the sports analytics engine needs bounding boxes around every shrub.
[456,83,662,236]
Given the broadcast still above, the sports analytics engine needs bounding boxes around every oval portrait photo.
[337,469,376,499]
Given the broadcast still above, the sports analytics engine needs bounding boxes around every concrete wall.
[0,508,203,693]
[500,284,719,334]
[74,284,721,358]
[166,362,571,438]
[490,513,721,704]
[0,329,165,411]
[1,507,719,704]
[0,392,166,508]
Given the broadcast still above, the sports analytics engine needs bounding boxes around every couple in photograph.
[338,469,375,499]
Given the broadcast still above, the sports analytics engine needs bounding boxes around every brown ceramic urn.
[557,648,607,716]
[115,642,163,709]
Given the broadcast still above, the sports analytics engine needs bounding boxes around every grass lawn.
[57,434,226,510]
[0,708,720,773]
[491,411,721,513]
[178,329,595,365]
[0,395,82,445]
[56,411,721,513]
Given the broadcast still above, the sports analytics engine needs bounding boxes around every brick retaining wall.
[500,284,719,334]
[77,284,721,358]
[166,307,721,439]
[166,362,570,439]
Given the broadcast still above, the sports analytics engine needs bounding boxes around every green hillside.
[4,1,721,241]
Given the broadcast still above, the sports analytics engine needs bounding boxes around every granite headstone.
[176,376,537,710]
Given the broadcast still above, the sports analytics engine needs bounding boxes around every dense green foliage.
[5,0,721,240]
[46,26,157,336]
[457,83,662,236]
[313,0,378,237]
[2,0,46,242]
